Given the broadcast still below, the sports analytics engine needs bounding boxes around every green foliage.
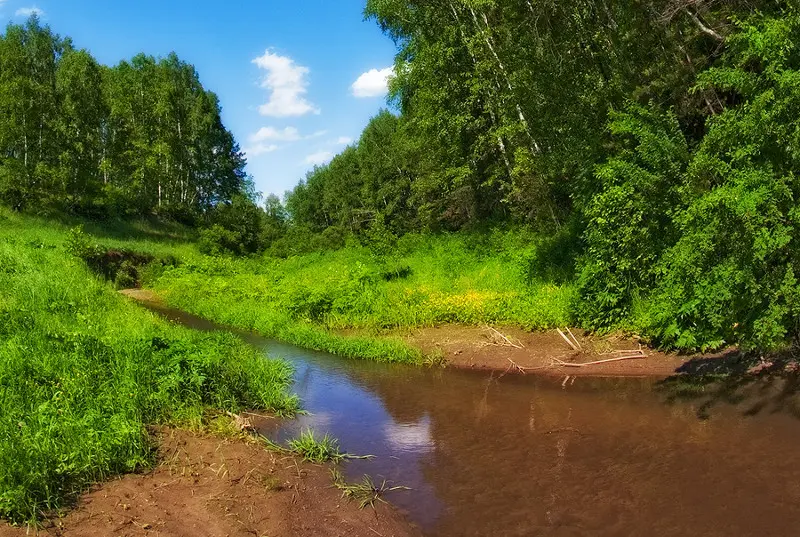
[151,229,574,360]
[577,104,689,330]
[287,430,344,464]
[199,195,267,256]
[0,211,297,523]
[331,468,409,510]
[645,12,800,351]
[10,5,800,359]
[65,225,102,260]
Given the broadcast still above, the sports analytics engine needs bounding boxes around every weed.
[288,430,344,464]
[331,468,411,509]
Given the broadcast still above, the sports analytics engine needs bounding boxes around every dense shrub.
[646,13,800,351]
[199,195,266,256]
[577,104,689,330]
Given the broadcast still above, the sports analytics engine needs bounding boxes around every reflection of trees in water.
[659,356,800,420]
[353,368,800,536]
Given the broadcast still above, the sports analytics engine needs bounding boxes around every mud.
[0,428,421,537]
[404,324,702,376]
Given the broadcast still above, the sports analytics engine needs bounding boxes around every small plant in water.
[331,468,411,509]
[288,429,344,463]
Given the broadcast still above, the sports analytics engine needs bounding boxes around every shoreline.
[121,288,721,378]
[0,427,421,537]
[402,324,709,378]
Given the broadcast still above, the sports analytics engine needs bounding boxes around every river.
[145,303,800,537]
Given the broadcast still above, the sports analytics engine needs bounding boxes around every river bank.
[402,325,716,377]
[0,427,420,537]
[123,288,714,378]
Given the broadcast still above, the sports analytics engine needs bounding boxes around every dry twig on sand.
[556,328,580,351]
[485,326,525,349]
[551,355,646,368]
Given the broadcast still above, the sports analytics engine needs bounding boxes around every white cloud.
[15,6,45,17]
[249,126,301,143]
[244,143,279,157]
[336,136,353,145]
[304,151,334,166]
[252,50,319,117]
[351,67,393,98]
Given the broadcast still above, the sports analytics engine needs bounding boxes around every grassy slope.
[0,209,297,523]
[152,230,575,363]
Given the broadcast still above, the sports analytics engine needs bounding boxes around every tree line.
[281,1,800,352]
[0,16,249,219]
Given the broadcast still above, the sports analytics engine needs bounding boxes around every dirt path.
[0,429,420,537]
[404,325,704,377]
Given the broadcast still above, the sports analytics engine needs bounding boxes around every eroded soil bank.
[403,325,700,377]
[0,428,421,537]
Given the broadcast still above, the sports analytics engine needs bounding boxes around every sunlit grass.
[151,230,575,363]
[331,468,410,509]
[288,430,344,463]
[0,210,297,524]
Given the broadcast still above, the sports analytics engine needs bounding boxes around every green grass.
[150,230,575,363]
[331,468,410,509]
[0,208,297,524]
[287,429,345,463]
[261,428,373,464]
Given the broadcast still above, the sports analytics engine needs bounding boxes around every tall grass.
[151,229,575,363]
[0,208,297,523]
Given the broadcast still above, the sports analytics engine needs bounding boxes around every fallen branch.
[556,328,579,351]
[505,357,552,374]
[552,355,646,368]
[565,327,583,351]
[600,349,646,356]
[486,326,525,349]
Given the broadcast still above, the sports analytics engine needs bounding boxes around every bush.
[644,13,800,351]
[576,103,689,330]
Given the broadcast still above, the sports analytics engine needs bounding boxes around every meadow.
[0,209,297,523]
[152,229,576,363]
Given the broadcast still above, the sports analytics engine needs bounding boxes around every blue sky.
[0,0,397,197]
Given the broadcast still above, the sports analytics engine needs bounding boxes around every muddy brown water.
[145,304,800,537]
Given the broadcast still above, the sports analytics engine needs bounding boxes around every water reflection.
[146,304,800,537]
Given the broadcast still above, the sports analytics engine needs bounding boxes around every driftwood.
[556,328,579,351]
[551,355,646,368]
[485,326,525,349]
[565,328,583,351]
[505,353,647,375]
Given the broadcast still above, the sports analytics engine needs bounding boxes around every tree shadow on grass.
[657,350,800,420]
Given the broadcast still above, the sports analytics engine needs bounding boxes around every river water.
[147,304,800,537]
